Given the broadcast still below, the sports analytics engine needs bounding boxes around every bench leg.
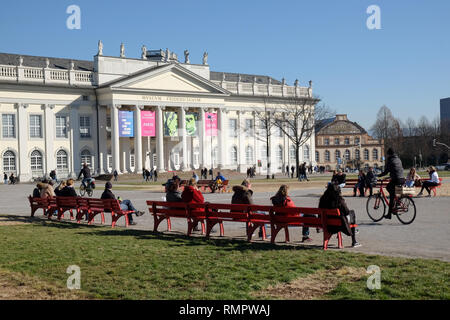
[219,222,224,237]
[284,226,290,243]
[167,217,172,231]
[323,230,333,250]
[337,232,343,249]
[206,221,219,238]
[153,215,165,232]
[101,212,105,224]
[271,224,283,244]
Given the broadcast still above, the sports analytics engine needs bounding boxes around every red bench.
[55,196,78,221]
[86,198,106,225]
[418,178,443,197]
[28,196,57,217]
[102,199,134,228]
[175,179,229,193]
[146,201,357,250]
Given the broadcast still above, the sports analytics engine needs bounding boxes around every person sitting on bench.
[405,168,421,188]
[417,166,440,197]
[365,167,377,196]
[100,182,145,225]
[353,171,366,197]
[319,183,360,248]
[166,180,182,203]
[58,179,78,197]
[331,170,346,188]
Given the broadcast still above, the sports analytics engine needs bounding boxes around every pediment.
[320,121,365,135]
[105,64,229,96]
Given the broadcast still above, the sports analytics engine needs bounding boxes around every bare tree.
[271,96,331,178]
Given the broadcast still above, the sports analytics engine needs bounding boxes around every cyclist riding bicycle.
[378,148,405,219]
[77,163,94,189]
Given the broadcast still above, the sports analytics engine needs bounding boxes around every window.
[30,150,43,173]
[55,115,67,138]
[29,115,42,138]
[107,154,113,172]
[260,144,267,161]
[245,145,254,165]
[289,145,296,162]
[2,114,15,138]
[230,146,238,164]
[229,119,237,137]
[3,151,16,172]
[345,149,350,160]
[344,138,350,145]
[275,125,283,137]
[245,119,254,137]
[364,149,369,160]
[130,154,135,168]
[355,149,360,160]
[56,150,68,170]
[355,137,360,145]
[80,116,91,138]
[315,151,319,162]
[324,138,329,146]
[334,138,340,145]
[372,149,378,160]
[303,145,310,161]
[81,149,92,167]
[335,150,341,161]
[325,150,330,162]
[276,145,283,163]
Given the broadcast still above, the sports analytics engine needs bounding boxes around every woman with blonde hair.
[405,168,421,188]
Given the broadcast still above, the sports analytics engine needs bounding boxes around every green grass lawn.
[0,216,448,300]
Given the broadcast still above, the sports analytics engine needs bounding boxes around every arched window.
[56,150,68,170]
[230,146,238,165]
[3,151,16,173]
[30,150,43,172]
[246,145,254,165]
[372,149,378,160]
[335,150,341,161]
[276,145,283,163]
[344,149,350,161]
[355,149,360,160]
[289,145,296,163]
[325,150,330,162]
[303,145,310,161]
[80,149,92,168]
[315,151,319,162]
[364,149,369,160]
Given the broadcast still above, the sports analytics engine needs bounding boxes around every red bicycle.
[366,179,416,224]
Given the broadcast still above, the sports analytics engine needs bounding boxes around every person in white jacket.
[417,166,440,197]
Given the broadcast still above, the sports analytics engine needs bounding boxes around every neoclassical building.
[0,43,318,181]
[315,114,384,171]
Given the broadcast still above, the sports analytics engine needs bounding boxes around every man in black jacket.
[379,148,405,219]
[77,163,92,188]
[365,167,377,196]
[100,182,144,225]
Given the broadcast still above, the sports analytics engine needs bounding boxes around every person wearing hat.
[101,181,145,225]
[378,147,405,219]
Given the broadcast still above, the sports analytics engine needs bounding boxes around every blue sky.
[0,0,449,130]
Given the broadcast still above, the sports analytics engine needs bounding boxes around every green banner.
[164,111,178,136]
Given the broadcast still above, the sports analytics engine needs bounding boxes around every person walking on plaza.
[417,166,439,197]
[365,167,377,196]
[285,165,290,177]
[153,169,158,182]
[192,171,199,183]
[378,148,405,219]
[101,182,145,225]
[209,168,213,179]
[319,183,360,247]
[291,165,295,179]
[142,168,146,181]
[113,170,118,181]
[145,169,151,182]
[9,173,16,185]
[3,173,7,185]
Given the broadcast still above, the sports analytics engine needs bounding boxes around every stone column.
[134,105,143,174]
[199,107,206,168]
[98,105,107,174]
[70,104,80,177]
[237,111,245,173]
[180,106,188,170]
[16,103,30,181]
[156,105,165,172]
[110,104,121,173]
[218,108,226,169]
[44,104,55,175]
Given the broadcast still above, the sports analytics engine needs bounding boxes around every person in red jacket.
[182,178,205,205]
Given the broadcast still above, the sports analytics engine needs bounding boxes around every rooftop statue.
[141,45,147,59]
[120,43,125,58]
[202,51,208,65]
[184,49,190,64]
[98,40,103,56]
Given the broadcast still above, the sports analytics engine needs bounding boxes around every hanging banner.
[119,111,134,137]
[205,112,218,136]
[164,111,178,136]
[141,110,155,137]
[186,112,199,136]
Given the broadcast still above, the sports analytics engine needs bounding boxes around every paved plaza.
[1,180,449,262]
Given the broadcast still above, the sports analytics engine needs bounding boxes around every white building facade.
[0,44,318,181]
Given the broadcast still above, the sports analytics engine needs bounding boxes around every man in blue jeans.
[101,182,145,225]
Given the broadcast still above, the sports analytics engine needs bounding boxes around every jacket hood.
[232,185,253,195]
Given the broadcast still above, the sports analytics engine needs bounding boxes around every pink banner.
[141,110,155,137]
[205,112,218,136]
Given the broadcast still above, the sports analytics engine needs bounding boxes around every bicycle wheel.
[87,188,93,197]
[366,194,386,222]
[79,185,86,197]
[395,196,416,225]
